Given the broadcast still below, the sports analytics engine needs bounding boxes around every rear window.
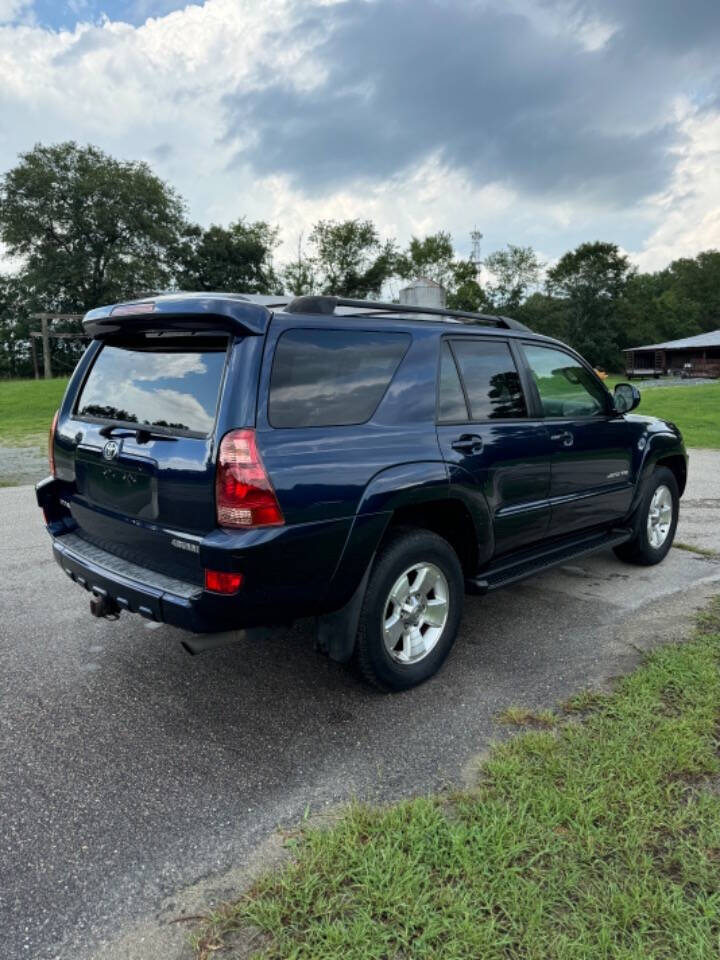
[268,329,410,428]
[76,338,228,436]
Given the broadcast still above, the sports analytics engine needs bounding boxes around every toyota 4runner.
[37,293,687,690]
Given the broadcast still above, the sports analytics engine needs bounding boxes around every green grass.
[636,382,720,449]
[0,377,69,445]
[603,377,718,447]
[194,601,720,959]
[674,542,719,559]
[0,375,717,450]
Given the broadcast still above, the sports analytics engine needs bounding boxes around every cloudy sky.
[1,0,719,271]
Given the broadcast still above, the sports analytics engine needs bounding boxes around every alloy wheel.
[381,562,450,665]
[647,483,673,549]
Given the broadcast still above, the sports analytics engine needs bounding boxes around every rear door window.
[450,339,527,420]
[437,341,469,421]
[76,337,228,436]
[268,329,410,428]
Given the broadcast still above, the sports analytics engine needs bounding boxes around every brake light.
[49,409,59,477]
[205,569,244,594]
[215,429,284,528]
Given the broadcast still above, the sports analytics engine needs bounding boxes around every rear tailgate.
[53,316,260,583]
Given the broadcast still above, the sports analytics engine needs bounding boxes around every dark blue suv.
[37,293,687,690]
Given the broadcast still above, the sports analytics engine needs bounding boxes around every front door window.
[523,344,607,418]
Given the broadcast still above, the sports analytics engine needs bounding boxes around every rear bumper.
[51,531,212,631]
[50,530,307,632]
[36,475,360,633]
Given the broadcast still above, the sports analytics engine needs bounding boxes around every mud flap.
[315,561,373,663]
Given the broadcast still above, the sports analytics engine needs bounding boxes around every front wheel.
[614,466,679,566]
[355,528,464,691]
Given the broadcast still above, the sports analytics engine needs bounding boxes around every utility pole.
[40,315,53,379]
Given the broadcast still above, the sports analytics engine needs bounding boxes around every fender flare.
[317,460,492,661]
[628,431,687,516]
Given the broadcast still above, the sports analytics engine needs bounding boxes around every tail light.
[49,409,59,477]
[205,570,244,594]
[215,429,284,528]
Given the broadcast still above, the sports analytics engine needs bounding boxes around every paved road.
[2,452,719,960]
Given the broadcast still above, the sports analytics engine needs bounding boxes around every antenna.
[470,227,483,280]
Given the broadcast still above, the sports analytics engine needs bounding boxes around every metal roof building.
[623,329,720,379]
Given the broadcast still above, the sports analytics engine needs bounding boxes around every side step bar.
[466,528,633,595]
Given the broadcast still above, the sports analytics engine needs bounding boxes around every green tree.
[283,258,314,296]
[0,142,186,313]
[447,260,485,312]
[308,219,396,297]
[0,274,33,378]
[617,272,700,352]
[661,251,720,333]
[546,242,634,368]
[396,231,456,288]
[484,244,543,311]
[175,219,281,293]
[282,234,315,295]
[513,291,571,341]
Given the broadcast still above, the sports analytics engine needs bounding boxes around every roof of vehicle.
[83,292,539,340]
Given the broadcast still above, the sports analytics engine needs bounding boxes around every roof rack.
[283,295,532,332]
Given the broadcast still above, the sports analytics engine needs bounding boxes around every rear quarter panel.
[253,317,450,608]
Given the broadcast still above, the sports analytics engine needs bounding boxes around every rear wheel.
[614,466,679,566]
[355,528,463,691]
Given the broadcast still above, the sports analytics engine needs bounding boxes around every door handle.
[451,433,483,454]
[550,430,574,447]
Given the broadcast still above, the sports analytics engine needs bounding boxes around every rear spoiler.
[82,293,289,338]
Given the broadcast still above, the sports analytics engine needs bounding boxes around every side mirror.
[614,382,641,414]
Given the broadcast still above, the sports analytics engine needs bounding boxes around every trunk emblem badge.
[102,439,120,461]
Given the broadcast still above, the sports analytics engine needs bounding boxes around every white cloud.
[0,0,30,23]
[632,104,720,271]
[0,0,717,276]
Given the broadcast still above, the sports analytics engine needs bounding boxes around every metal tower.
[470,227,483,279]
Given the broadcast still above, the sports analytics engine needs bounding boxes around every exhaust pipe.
[181,629,247,656]
[180,626,276,656]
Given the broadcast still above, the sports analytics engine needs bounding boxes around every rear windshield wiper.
[98,424,179,444]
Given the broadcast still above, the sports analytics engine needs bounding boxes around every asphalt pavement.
[2,451,719,960]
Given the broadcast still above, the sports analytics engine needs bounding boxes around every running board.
[466,528,633,595]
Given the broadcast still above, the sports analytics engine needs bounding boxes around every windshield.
[76,338,228,436]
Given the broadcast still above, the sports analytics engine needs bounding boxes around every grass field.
[634,382,720,449]
[194,601,720,959]
[0,377,69,445]
[0,376,717,450]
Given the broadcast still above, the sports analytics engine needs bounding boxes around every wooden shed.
[623,329,720,379]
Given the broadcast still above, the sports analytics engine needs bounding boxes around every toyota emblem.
[102,439,120,461]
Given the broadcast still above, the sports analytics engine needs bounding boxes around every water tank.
[398,277,447,309]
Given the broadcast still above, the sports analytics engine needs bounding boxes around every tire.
[355,527,464,692]
[613,466,679,566]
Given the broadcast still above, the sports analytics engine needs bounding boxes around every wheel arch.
[631,433,688,514]
[655,453,687,497]
[381,498,481,576]
[317,463,490,663]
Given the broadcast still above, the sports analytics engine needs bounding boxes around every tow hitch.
[89,593,121,620]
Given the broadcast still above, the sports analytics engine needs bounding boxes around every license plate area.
[75,448,159,520]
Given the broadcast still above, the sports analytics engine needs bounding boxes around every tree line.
[1,141,719,377]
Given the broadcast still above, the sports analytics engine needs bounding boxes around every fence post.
[30,334,39,379]
[41,316,53,379]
